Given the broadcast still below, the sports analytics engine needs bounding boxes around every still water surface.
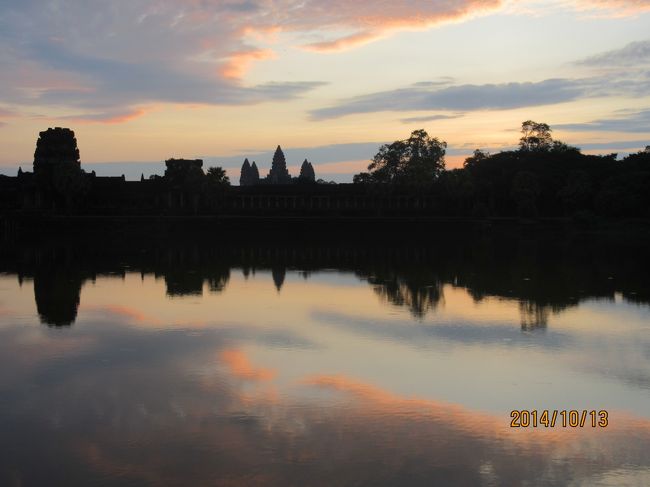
[1,233,650,486]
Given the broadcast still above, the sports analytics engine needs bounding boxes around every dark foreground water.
[1,228,650,486]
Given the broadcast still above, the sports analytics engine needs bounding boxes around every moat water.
[1,229,650,486]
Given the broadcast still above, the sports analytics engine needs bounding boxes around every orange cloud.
[220,49,276,80]
[296,0,503,52]
[220,348,276,382]
[63,108,149,125]
[304,31,384,52]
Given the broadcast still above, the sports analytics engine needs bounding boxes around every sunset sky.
[1,0,649,181]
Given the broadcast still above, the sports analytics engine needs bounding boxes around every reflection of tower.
[272,267,286,292]
[33,272,83,327]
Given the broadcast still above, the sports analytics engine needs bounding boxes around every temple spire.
[267,145,291,184]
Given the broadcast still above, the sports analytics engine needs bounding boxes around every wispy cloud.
[400,113,463,124]
[557,109,650,133]
[578,39,650,67]
[310,78,594,120]
[570,0,650,16]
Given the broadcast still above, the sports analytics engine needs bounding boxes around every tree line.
[353,121,650,218]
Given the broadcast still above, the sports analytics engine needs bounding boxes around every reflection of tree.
[207,266,230,293]
[363,269,444,318]
[2,227,649,329]
[518,301,550,331]
[160,245,230,297]
[165,272,204,297]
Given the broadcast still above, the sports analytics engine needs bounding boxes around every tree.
[464,149,490,169]
[519,120,552,152]
[511,171,540,216]
[359,129,446,184]
[206,166,230,186]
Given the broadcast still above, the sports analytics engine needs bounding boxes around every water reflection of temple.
[2,231,648,327]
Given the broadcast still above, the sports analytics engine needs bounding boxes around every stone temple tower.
[267,145,292,184]
[33,127,81,177]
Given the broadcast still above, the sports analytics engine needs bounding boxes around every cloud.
[578,39,650,67]
[1,0,648,124]
[400,113,463,124]
[60,108,151,125]
[0,1,327,122]
[556,109,650,133]
[275,0,504,52]
[310,62,650,120]
[310,78,591,120]
[219,48,276,79]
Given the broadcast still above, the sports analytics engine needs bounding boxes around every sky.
[0,0,649,182]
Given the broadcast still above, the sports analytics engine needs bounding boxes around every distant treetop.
[354,129,446,184]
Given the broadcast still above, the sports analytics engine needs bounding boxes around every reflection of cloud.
[87,305,163,326]
[311,309,570,349]
[219,348,276,382]
[3,314,650,486]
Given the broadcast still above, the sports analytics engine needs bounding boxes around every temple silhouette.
[0,126,649,223]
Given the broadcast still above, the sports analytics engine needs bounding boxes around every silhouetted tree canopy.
[206,166,230,186]
[355,129,446,184]
[519,120,553,152]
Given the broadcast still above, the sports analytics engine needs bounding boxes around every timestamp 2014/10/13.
[510,410,608,428]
